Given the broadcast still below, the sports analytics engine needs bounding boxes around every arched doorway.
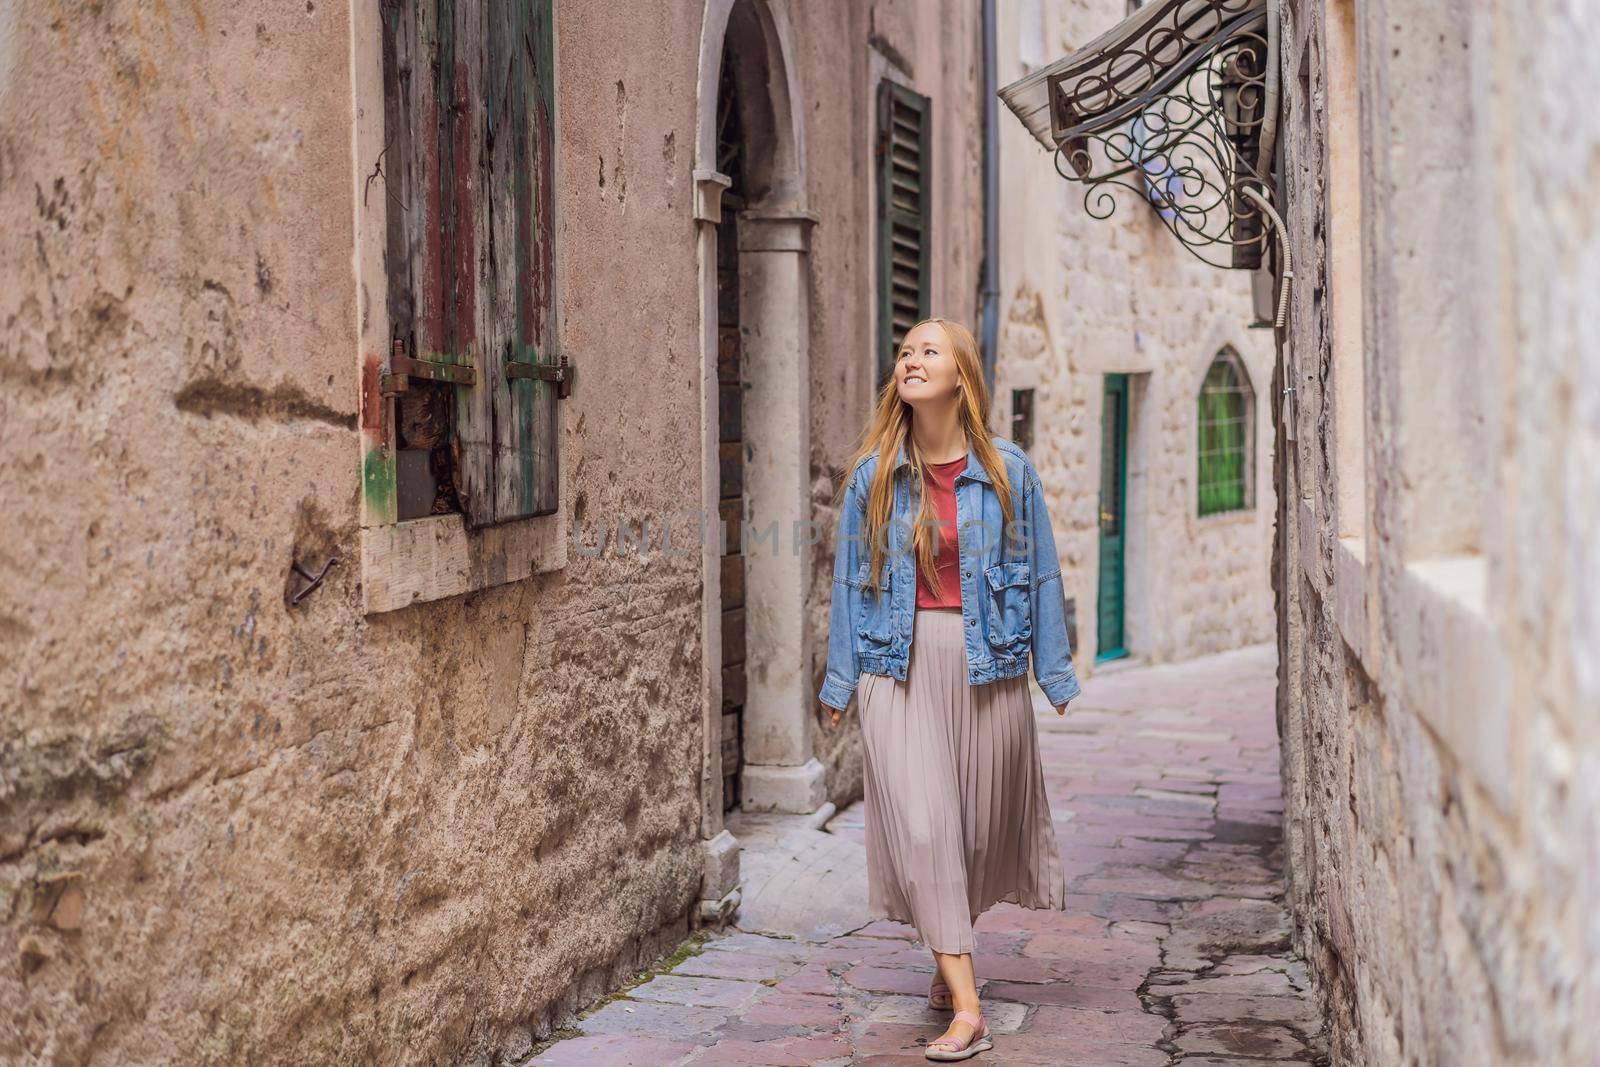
[714,33,748,813]
[694,0,819,832]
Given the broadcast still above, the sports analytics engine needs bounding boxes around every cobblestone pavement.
[530,645,1327,1066]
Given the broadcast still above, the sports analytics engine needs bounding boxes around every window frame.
[1195,347,1256,518]
[353,0,567,615]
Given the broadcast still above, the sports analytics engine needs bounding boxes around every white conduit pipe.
[1241,184,1292,329]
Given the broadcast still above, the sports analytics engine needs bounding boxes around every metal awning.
[999,0,1279,273]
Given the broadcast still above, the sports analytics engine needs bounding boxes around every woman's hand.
[1054,701,1069,716]
[820,700,844,728]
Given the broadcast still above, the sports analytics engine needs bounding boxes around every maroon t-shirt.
[915,455,966,609]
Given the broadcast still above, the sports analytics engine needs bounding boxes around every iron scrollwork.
[1043,0,1273,270]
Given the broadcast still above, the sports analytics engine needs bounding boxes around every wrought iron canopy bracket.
[999,0,1280,272]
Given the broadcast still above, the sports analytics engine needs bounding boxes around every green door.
[1097,374,1129,661]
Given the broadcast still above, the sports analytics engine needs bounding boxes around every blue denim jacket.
[818,437,1083,711]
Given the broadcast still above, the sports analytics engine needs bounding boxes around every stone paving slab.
[626,974,767,1009]
[527,1033,699,1066]
[672,946,805,982]
[864,995,1027,1034]
[726,819,872,942]
[527,644,1328,1066]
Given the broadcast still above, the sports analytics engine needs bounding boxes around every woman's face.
[894,322,961,407]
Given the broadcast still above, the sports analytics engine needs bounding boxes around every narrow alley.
[9,2,1594,1062]
[531,646,1325,1066]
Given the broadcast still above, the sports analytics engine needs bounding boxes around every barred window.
[1197,348,1254,515]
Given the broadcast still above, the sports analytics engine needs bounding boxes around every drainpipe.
[979,0,1000,397]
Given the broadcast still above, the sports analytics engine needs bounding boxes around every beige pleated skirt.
[858,606,1068,955]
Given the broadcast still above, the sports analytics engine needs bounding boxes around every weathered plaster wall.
[994,0,1277,670]
[0,2,713,1062]
[802,0,985,802]
[1277,1,1600,1063]
[1,0,997,1060]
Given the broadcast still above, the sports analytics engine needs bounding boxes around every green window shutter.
[490,0,560,524]
[1197,349,1253,516]
[877,81,932,387]
[383,0,559,529]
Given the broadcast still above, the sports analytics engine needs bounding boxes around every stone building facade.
[994,0,1600,1060]
[996,0,1277,672]
[1275,0,1600,1063]
[0,2,987,1062]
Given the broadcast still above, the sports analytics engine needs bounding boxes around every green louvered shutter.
[876,81,932,387]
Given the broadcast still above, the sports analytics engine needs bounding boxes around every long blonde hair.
[832,318,1016,597]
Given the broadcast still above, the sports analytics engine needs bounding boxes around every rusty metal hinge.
[381,339,477,395]
[506,347,575,400]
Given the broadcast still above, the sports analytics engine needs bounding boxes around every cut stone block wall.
[1276,1,1600,1063]
[993,0,1277,671]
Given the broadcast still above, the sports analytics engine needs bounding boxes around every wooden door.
[716,47,747,813]
[1097,374,1129,661]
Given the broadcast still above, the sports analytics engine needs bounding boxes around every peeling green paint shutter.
[877,81,932,387]
[487,0,559,524]
[442,0,496,526]
[382,0,558,529]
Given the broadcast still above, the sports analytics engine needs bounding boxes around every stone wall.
[1276,1,1600,1063]
[994,0,1277,670]
[0,2,709,1061]
[0,1,983,1062]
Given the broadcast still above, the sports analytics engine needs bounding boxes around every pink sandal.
[928,975,953,1011]
[924,1009,992,1061]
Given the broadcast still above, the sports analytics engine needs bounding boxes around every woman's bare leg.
[931,950,981,1046]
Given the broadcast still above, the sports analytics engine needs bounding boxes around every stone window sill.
[1197,507,1257,529]
[1333,537,1510,811]
[1391,553,1512,813]
[1334,536,1371,671]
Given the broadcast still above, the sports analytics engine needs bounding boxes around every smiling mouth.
[904,375,927,384]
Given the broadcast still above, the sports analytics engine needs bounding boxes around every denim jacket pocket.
[984,560,1032,649]
[855,562,894,646]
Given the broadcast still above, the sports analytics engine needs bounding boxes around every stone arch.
[692,0,820,853]
[694,0,807,209]
[1196,344,1256,397]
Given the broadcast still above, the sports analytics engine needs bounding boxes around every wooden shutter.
[488,0,559,523]
[383,0,558,529]
[876,81,932,386]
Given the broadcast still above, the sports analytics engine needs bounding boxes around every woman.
[817,318,1081,1061]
